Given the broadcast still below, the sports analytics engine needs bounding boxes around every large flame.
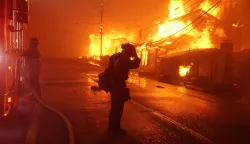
[153,0,191,41]
[200,0,221,19]
[179,65,192,77]
[88,0,227,61]
[152,0,225,51]
[88,31,136,57]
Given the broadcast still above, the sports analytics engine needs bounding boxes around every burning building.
[88,0,230,62]
[155,40,250,96]
[87,0,249,95]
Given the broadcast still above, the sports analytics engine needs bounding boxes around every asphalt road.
[0,113,29,144]
[41,59,250,144]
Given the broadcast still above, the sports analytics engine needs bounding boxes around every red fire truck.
[0,0,13,117]
[0,0,29,117]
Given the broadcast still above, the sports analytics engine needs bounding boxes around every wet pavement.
[83,62,250,144]
[36,105,69,144]
[0,88,69,144]
[0,113,29,144]
[41,58,250,144]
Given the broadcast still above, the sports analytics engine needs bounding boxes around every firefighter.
[19,37,41,98]
[107,43,141,135]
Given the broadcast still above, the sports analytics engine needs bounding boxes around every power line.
[170,2,222,46]
[127,0,196,30]
[106,0,195,32]
[93,0,214,44]
[153,0,223,45]
[124,0,206,41]
[90,0,200,43]
[170,17,206,45]
[148,0,205,41]
[153,0,222,44]
[76,22,101,25]
[109,0,200,38]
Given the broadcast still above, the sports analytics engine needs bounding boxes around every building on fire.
[138,40,250,96]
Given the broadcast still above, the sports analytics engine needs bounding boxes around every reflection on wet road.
[41,59,250,144]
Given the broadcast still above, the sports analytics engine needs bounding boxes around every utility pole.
[139,29,142,42]
[100,1,103,57]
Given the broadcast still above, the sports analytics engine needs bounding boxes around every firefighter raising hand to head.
[108,43,140,135]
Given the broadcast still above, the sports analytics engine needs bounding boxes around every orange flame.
[179,65,191,77]
[7,97,11,103]
[153,0,226,52]
[215,27,227,38]
[89,31,136,58]
[200,0,221,19]
[88,0,227,62]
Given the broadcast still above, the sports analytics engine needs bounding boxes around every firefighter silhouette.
[107,43,141,135]
[21,37,41,98]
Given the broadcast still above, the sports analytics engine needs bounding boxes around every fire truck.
[0,0,29,117]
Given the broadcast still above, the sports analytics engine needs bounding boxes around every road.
[0,89,70,144]
[41,58,250,144]
[0,113,29,144]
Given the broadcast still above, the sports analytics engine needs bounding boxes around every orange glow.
[8,66,11,70]
[89,61,100,67]
[215,28,227,38]
[200,0,222,19]
[88,31,136,59]
[153,0,191,41]
[141,49,148,66]
[179,65,191,77]
[232,23,244,28]
[7,97,11,103]
[88,0,227,59]
[152,0,225,52]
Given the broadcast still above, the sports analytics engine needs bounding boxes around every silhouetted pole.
[100,2,103,57]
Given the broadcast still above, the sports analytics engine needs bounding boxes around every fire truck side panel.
[0,0,6,116]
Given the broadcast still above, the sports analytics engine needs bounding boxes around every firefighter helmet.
[30,37,39,44]
[121,43,135,51]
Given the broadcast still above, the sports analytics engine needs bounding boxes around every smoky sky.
[28,0,250,57]
[28,0,165,58]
